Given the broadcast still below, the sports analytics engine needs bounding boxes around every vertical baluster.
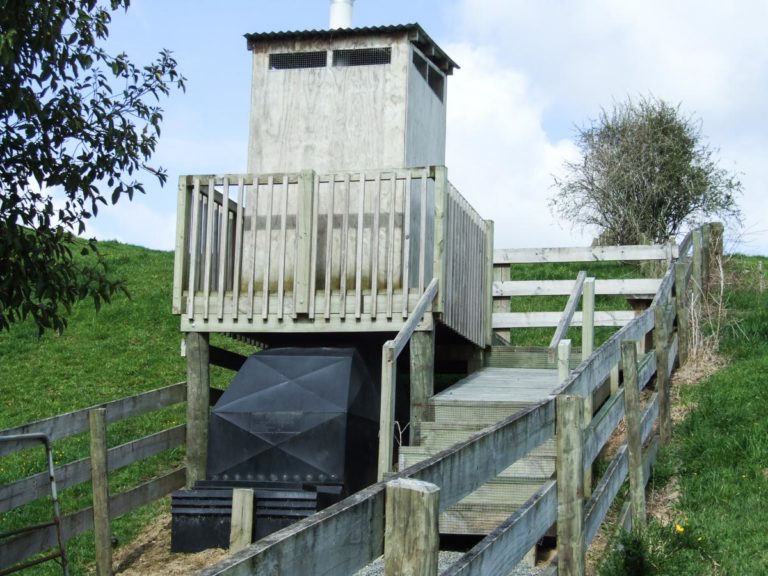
[308,173,320,318]
[261,176,274,320]
[231,177,244,322]
[324,177,335,320]
[418,172,428,295]
[186,178,201,320]
[217,178,230,320]
[401,173,412,318]
[371,173,381,318]
[277,176,288,320]
[203,177,216,320]
[386,174,397,319]
[355,173,365,319]
[340,174,350,319]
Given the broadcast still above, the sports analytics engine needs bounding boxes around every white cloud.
[444,43,587,248]
[86,200,177,251]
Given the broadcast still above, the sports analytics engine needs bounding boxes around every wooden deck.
[399,365,561,535]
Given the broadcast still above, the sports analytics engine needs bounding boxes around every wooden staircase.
[398,367,560,535]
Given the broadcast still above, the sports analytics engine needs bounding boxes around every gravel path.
[354,551,543,576]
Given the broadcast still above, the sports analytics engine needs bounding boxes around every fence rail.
[0,384,187,573]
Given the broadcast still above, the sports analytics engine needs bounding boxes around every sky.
[86,0,768,254]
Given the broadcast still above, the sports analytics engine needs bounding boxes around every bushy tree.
[0,0,185,333]
[551,97,741,245]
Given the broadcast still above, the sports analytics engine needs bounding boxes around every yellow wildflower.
[675,523,685,534]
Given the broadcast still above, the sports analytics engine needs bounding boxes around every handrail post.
[654,305,672,444]
[384,478,440,576]
[558,339,572,384]
[410,326,435,445]
[621,342,646,529]
[581,277,595,360]
[378,343,397,481]
[89,408,112,576]
[557,395,586,576]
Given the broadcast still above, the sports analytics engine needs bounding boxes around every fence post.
[410,328,435,444]
[89,408,112,576]
[581,278,595,361]
[621,342,646,530]
[186,331,210,487]
[674,261,689,365]
[708,222,724,298]
[558,339,572,384]
[384,478,440,576]
[557,395,585,576]
[654,306,672,444]
[378,344,397,481]
[229,488,255,553]
[692,228,704,296]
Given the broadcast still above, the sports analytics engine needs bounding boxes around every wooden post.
[621,342,646,529]
[581,278,595,361]
[493,264,511,344]
[610,364,620,396]
[708,221,724,297]
[378,343,397,481]
[557,395,585,576]
[485,220,495,347]
[558,339,571,384]
[654,306,671,444]
[692,228,704,296]
[674,261,689,365]
[186,331,210,487]
[294,170,315,316]
[384,478,440,576]
[229,488,255,553]
[700,224,712,298]
[410,329,435,444]
[89,408,112,576]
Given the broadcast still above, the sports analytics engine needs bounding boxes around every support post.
[557,395,585,576]
[674,261,689,365]
[654,306,672,444]
[378,344,397,481]
[89,408,112,576]
[186,331,210,487]
[384,478,440,576]
[229,488,255,553]
[707,222,724,299]
[621,342,646,529]
[493,264,512,344]
[410,328,435,444]
[581,278,595,361]
[700,224,712,298]
[692,228,704,296]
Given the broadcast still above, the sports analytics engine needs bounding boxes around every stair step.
[399,447,554,480]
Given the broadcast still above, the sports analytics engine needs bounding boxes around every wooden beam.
[558,339,572,384]
[89,408,112,576]
[494,244,675,264]
[582,278,595,360]
[229,489,255,553]
[209,345,249,372]
[410,328,435,444]
[675,261,690,365]
[492,278,662,297]
[621,342,646,529]
[557,395,586,576]
[493,310,636,329]
[549,271,586,351]
[654,305,671,444]
[293,170,315,316]
[384,479,440,576]
[377,344,397,482]
[186,332,210,487]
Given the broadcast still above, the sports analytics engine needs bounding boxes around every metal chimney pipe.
[330,0,354,29]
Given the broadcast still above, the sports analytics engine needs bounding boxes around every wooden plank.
[402,400,556,513]
[641,392,659,445]
[1,425,185,513]
[355,173,365,319]
[386,174,397,318]
[675,260,689,365]
[583,388,624,471]
[692,228,703,293]
[432,167,447,315]
[492,278,662,297]
[557,339,572,384]
[637,351,657,391]
[340,174,350,319]
[230,488,255,553]
[294,171,314,316]
[0,383,186,457]
[494,244,673,264]
[549,271,586,350]
[186,177,201,320]
[622,342,646,529]
[308,173,320,318]
[441,481,557,576]
[384,479,439,576]
[584,445,628,546]
[654,305,671,444]
[202,178,216,320]
[198,483,385,576]
[678,230,694,258]
[402,172,412,318]
[324,177,335,320]
[217,177,230,320]
[391,278,439,357]
[494,310,636,329]
[370,173,381,318]
[419,174,428,294]
[90,408,112,576]
[582,277,595,360]
[484,221,494,347]
[410,328,435,443]
[277,176,289,320]
[173,176,190,314]
[231,177,244,322]
[556,395,585,576]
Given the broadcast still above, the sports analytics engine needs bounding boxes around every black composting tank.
[171,347,380,552]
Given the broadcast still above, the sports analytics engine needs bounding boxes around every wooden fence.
[0,384,187,574]
[172,167,491,347]
[197,223,721,576]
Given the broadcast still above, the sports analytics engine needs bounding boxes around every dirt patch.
[112,513,229,575]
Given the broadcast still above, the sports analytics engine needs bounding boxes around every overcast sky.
[87,0,767,254]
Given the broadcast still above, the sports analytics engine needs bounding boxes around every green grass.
[598,254,768,575]
[0,241,254,575]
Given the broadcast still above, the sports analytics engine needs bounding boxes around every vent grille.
[333,47,392,67]
[412,50,445,102]
[269,51,327,70]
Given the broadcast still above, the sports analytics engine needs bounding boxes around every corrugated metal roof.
[244,23,459,74]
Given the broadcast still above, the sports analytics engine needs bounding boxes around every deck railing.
[197,223,721,576]
[173,167,491,346]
